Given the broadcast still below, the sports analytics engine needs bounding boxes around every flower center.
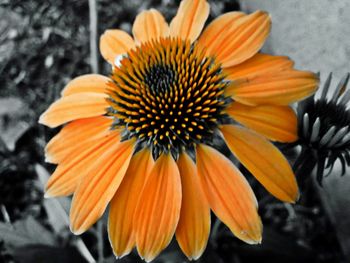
[107,37,230,157]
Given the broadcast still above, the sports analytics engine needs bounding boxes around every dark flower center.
[107,37,230,158]
[144,65,175,94]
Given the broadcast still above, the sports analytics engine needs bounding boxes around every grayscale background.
[0,0,349,262]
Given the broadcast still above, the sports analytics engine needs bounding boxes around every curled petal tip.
[254,238,263,245]
[44,154,56,164]
[283,185,300,204]
[38,113,46,125]
[43,192,52,199]
[240,235,262,245]
[245,231,262,245]
[142,252,160,263]
[70,224,85,236]
[283,191,300,204]
[113,253,129,260]
[38,112,57,128]
[249,239,262,245]
[291,189,301,204]
[188,251,205,261]
[69,219,85,235]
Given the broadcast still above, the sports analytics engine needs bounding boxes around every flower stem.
[75,238,96,263]
[89,0,99,73]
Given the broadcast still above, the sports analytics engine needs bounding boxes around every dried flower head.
[295,73,350,185]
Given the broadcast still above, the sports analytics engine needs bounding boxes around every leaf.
[0,97,30,151]
[35,164,96,263]
[0,216,56,247]
[35,163,70,233]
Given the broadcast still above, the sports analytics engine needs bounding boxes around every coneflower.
[295,73,350,185]
[39,0,318,261]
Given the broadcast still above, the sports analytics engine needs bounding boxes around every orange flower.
[39,0,319,261]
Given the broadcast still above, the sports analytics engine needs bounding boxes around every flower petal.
[45,130,119,197]
[176,153,210,260]
[197,11,271,68]
[224,53,294,80]
[196,144,262,244]
[39,92,108,128]
[227,102,298,142]
[220,125,299,202]
[45,116,112,164]
[197,11,244,50]
[226,70,319,105]
[132,9,169,44]
[170,0,209,43]
[70,138,134,234]
[100,29,135,64]
[61,74,112,96]
[108,148,154,258]
[134,154,181,262]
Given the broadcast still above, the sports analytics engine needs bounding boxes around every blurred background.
[0,0,349,262]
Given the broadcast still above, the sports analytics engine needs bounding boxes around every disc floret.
[107,37,229,157]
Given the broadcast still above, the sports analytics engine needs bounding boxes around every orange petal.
[70,138,134,234]
[45,116,112,164]
[224,53,294,80]
[197,11,244,50]
[176,153,210,260]
[108,148,154,258]
[227,70,319,105]
[45,130,120,197]
[170,0,209,43]
[100,29,135,64]
[132,9,169,44]
[61,74,112,96]
[227,102,298,142]
[197,11,271,68]
[134,154,181,262]
[39,92,108,128]
[220,125,299,202]
[196,144,262,244]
